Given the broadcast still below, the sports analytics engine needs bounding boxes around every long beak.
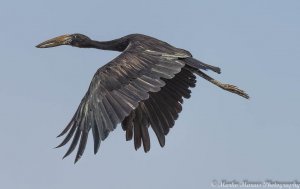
[36,35,72,48]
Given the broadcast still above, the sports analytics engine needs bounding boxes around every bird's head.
[36,34,91,48]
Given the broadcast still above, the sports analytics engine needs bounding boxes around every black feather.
[91,117,101,154]
[102,96,120,125]
[143,100,165,147]
[133,113,142,150]
[63,126,81,159]
[55,122,77,148]
[74,131,88,163]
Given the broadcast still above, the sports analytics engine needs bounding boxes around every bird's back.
[95,34,192,74]
[124,34,192,57]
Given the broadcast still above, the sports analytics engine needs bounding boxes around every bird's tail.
[183,57,221,74]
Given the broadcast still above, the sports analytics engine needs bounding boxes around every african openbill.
[36,33,249,163]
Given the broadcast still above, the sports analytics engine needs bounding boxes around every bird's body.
[37,33,249,163]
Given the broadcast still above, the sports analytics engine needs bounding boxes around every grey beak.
[36,35,72,48]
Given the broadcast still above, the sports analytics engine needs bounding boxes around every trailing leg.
[191,69,249,99]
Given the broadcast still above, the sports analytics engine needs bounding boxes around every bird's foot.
[219,83,250,99]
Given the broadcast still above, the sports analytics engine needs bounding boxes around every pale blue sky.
[0,0,299,188]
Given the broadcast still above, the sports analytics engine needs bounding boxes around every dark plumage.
[36,33,249,163]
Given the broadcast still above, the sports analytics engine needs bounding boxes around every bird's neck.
[88,38,129,52]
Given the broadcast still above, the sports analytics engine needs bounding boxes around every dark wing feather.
[57,42,187,162]
[122,66,197,152]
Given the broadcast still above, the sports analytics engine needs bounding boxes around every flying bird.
[36,33,249,163]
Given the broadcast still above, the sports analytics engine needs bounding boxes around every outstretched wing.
[56,42,188,163]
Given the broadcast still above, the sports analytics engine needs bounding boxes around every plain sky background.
[0,0,299,188]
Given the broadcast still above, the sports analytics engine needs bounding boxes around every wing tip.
[74,155,82,164]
